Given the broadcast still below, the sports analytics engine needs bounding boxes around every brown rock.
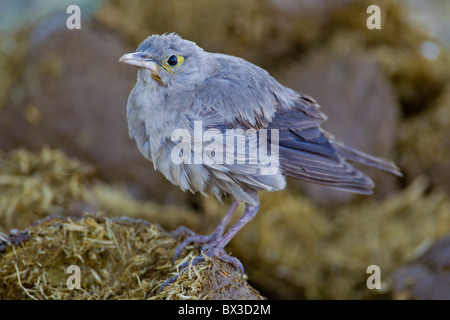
[392,236,450,300]
[0,20,187,204]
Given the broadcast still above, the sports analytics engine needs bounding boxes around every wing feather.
[188,52,400,194]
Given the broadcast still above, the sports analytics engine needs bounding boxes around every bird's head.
[119,33,212,88]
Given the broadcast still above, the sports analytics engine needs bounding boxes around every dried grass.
[0,215,263,300]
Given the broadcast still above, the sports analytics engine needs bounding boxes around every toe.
[159,275,179,292]
[203,247,245,277]
[171,230,222,264]
[172,237,193,264]
[170,225,197,238]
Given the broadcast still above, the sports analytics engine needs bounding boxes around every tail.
[331,140,403,177]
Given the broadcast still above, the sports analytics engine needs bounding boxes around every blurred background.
[0,0,449,299]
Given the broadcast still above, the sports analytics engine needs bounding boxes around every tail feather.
[332,141,403,177]
[279,146,376,195]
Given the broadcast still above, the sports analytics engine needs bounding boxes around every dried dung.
[0,215,263,300]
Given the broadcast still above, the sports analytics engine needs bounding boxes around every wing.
[189,52,401,194]
[191,53,325,130]
[268,99,402,194]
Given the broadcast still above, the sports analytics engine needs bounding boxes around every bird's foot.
[159,245,245,292]
[170,226,223,264]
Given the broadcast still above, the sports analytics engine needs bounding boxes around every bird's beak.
[119,52,160,73]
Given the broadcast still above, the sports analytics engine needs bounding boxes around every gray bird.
[119,33,402,286]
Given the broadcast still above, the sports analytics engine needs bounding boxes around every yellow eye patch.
[162,54,184,73]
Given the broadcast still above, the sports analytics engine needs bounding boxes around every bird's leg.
[160,201,259,291]
[201,202,259,274]
[171,200,241,263]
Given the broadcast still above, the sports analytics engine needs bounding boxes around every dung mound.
[0,215,263,300]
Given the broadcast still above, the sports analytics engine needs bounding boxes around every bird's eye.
[167,55,178,66]
[162,55,184,72]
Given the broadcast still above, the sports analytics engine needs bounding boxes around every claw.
[159,273,181,292]
[218,254,245,277]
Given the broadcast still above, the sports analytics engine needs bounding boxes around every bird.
[119,33,402,287]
